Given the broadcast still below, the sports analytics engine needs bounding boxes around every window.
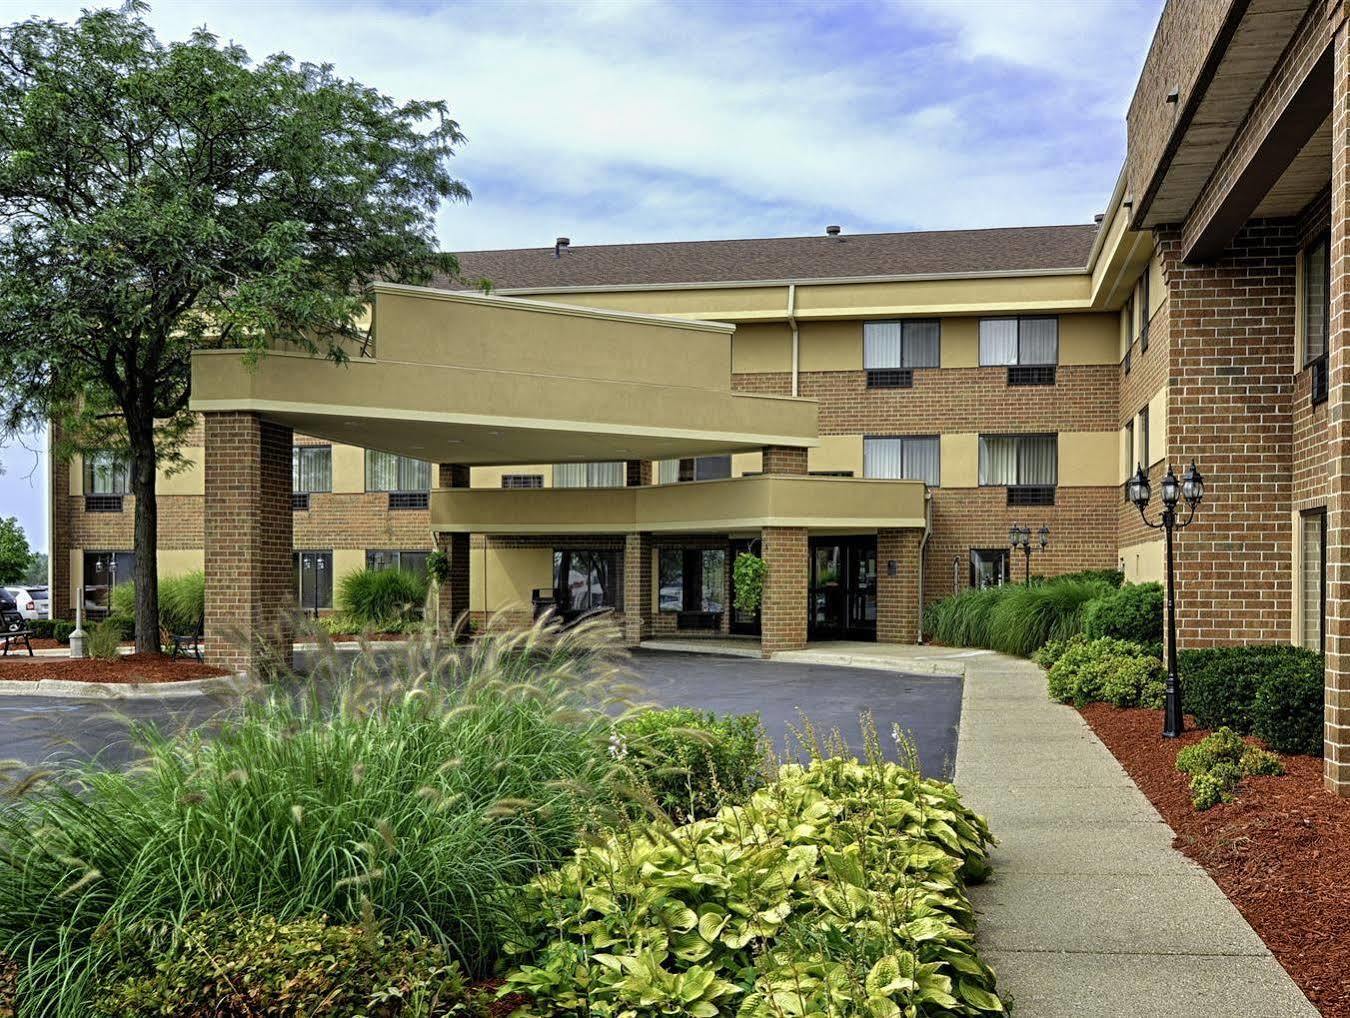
[295,551,333,611]
[864,320,939,387]
[1138,405,1150,467]
[293,445,332,493]
[658,548,727,615]
[1303,233,1330,367]
[809,470,854,477]
[1124,422,1135,475]
[501,474,544,489]
[655,456,730,483]
[970,549,1009,590]
[82,550,134,615]
[365,451,430,492]
[978,317,1058,366]
[1123,296,1134,375]
[1139,268,1151,352]
[1301,510,1326,653]
[366,549,430,577]
[863,436,940,486]
[553,549,621,611]
[978,434,1057,488]
[693,455,731,481]
[84,452,129,495]
[552,461,625,488]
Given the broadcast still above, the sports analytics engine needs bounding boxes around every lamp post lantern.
[1129,460,1205,737]
[1009,523,1049,586]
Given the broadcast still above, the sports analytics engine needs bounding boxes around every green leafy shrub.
[1046,636,1162,708]
[85,617,123,660]
[925,575,1110,657]
[1252,667,1323,755]
[95,912,477,1017]
[1180,645,1323,754]
[109,572,205,636]
[1175,727,1285,810]
[733,552,767,613]
[0,617,628,1014]
[503,756,1003,1017]
[1055,568,1124,588]
[337,567,429,628]
[1032,633,1082,671]
[28,618,55,639]
[1081,582,1162,645]
[53,620,74,643]
[616,706,766,821]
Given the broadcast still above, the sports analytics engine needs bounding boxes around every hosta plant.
[502,756,1003,1017]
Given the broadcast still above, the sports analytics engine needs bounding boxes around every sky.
[0,0,1164,552]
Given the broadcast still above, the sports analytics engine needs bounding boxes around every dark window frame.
[1138,405,1151,468]
[553,548,623,613]
[977,316,1060,367]
[657,547,728,615]
[969,548,1010,589]
[977,432,1058,489]
[292,444,333,494]
[1139,270,1151,352]
[1301,507,1327,654]
[364,450,431,494]
[83,451,130,496]
[1302,231,1331,368]
[366,549,430,577]
[863,434,941,487]
[295,549,334,612]
[501,474,544,489]
[862,319,941,383]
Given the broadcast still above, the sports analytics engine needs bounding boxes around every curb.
[0,671,258,700]
[768,650,972,676]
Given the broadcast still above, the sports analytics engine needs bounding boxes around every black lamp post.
[1008,524,1049,585]
[1129,460,1205,738]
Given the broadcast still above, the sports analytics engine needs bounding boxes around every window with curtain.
[292,445,332,493]
[1301,510,1325,653]
[84,452,130,494]
[365,451,431,491]
[553,549,621,610]
[979,318,1058,365]
[863,436,940,486]
[1138,406,1150,467]
[552,461,625,488]
[978,434,1057,486]
[1139,268,1151,350]
[366,549,430,576]
[863,320,941,369]
[656,459,680,484]
[1303,233,1330,366]
[1123,423,1135,482]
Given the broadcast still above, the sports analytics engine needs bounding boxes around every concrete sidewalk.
[954,650,1316,1017]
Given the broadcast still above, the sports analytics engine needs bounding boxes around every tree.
[0,517,31,584]
[0,5,470,651]
[23,550,47,587]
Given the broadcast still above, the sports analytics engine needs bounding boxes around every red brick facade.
[760,526,808,653]
[877,528,922,643]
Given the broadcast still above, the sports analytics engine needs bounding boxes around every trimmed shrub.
[1180,645,1323,752]
[53,620,75,644]
[1101,655,1166,709]
[1253,667,1324,755]
[1175,726,1284,810]
[1046,636,1162,708]
[109,572,205,636]
[1081,582,1163,645]
[95,912,476,1017]
[336,567,429,628]
[616,706,766,821]
[1056,568,1124,588]
[29,618,56,639]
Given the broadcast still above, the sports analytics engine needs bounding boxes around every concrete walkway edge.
[0,671,257,699]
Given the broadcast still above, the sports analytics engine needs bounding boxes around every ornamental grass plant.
[0,613,636,1017]
[923,577,1111,658]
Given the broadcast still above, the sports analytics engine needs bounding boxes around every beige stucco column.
[435,464,471,639]
[203,411,294,675]
[1326,22,1350,796]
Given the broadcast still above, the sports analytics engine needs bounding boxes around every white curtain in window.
[365,451,398,491]
[293,446,331,493]
[553,463,587,488]
[656,459,679,484]
[979,319,1018,365]
[978,435,1017,485]
[863,437,904,479]
[85,452,130,494]
[1019,318,1059,365]
[553,461,625,488]
[902,321,940,368]
[1305,238,1329,363]
[1302,513,1324,651]
[1017,435,1058,485]
[863,322,904,369]
[399,457,431,491]
[902,436,940,486]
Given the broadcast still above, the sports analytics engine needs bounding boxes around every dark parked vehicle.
[0,590,24,633]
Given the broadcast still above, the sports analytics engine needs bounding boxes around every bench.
[1,614,33,657]
[168,618,204,662]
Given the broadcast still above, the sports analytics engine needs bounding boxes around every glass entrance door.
[809,537,877,641]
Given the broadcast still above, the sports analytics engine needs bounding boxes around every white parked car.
[5,586,48,620]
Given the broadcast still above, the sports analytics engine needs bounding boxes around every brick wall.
[761,445,808,475]
[877,528,921,642]
[760,526,808,653]
[203,412,294,674]
[623,533,652,644]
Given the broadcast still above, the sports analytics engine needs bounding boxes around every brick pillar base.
[877,529,922,644]
[435,463,471,638]
[623,533,653,646]
[761,445,808,475]
[761,526,807,655]
[203,412,294,675]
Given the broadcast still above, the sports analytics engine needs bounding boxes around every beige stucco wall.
[1059,314,1120,366]
[809,435,863,476]
[940,433,979,488]
[471,546,554,613]
[157,549,204,577]
[1120,538,1163,584]
[471,464,555,488]
[333,444,365,493]
[731,323,791,373]
[1147,385,1168,467]
[940,319,979,369]
[68,456,81,497]
[332,549,366,590]
[732,451,763,476]
[1059,431,1119,487]
[156,447,205,496]
[799,321,862,372]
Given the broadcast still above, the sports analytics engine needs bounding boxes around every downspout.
[916,493,933,644]
[787,283,799,397]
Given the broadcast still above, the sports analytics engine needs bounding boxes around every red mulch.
[0,653,228,683]
[1081,704,1350,1016]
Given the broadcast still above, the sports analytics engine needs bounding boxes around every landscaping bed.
[0,653,228,683]
[1081,703,1350,1017]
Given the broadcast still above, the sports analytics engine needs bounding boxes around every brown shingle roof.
[447,224,1099,291]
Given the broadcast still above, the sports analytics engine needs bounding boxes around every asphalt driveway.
[0,649,962,778]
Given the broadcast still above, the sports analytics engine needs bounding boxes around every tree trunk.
[128,415,161,655]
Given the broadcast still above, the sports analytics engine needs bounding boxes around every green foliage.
[616,707,767,821]
[733,552,767,613]
[426,549,451,586]
[110,572,204,636]
[95,912,478,1017]
[1032,633,1081,670]
[85,617,123,660]
[0,517,31,584]
[336,568,430,628]
[1180,645,1324,755]
[1054,568,1124,588]
[1081,582,1163,645]
[924,577,1111,657]
[1046,637,1163,708]
[0,617,629,1015]
[315,612,428,637]
[53,620,74,644]
[504,757,1003,1017]
[28,618,55,640]
[22,550,46,586]
[1176,727,1285,810]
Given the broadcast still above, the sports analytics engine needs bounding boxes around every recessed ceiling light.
[445,439,462,444]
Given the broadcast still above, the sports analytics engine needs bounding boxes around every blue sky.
[2,0,1163,552]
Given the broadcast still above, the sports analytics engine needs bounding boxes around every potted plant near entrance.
[733,552,766,614]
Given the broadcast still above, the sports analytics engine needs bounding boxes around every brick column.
[623,532,652,645]
[625,460,652,486]
[761,445,808,475]
[760,526,807,654]
[1326,22,1350,795]
[203,412,294,674]
[877,529,922,644]
[435,463,470,638]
